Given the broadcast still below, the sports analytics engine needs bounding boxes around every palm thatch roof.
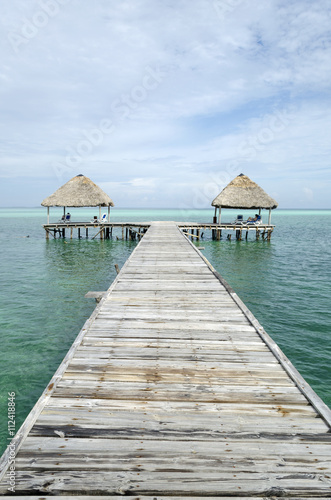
[41,174,114,207]
[212,174,278,210]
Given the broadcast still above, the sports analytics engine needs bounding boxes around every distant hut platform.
[43,220,274,242]
[43,221,150,241]
[42,173,277,241]
[209,173,278,240]
[179,221,275,241]
[41,174,116,239]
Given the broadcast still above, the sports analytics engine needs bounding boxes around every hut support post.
[63,207,66,218]
[218,207,222,224]
[213,207,217,239]
[108,206,110,222]
[47,207,50,224]
[268,209,271,225]
[99,206,101,220]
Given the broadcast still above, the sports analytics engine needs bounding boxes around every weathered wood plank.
[52,379,308,404]
[7,469,331,496]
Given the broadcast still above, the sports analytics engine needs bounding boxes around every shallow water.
[0,208,330,454]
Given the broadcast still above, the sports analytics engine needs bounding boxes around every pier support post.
[86,228,88,238]
[122,226,124,240]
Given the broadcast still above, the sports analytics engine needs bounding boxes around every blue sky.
[1,0,331,208]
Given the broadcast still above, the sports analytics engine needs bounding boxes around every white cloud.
[1,0,331,207]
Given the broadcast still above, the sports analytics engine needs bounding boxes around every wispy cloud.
[1,0,331,207]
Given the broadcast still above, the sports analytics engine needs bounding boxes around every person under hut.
[246,214,261,223]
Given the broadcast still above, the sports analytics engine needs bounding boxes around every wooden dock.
[43,220,275,241]
[179,222,275,241]
[43,222,150,240]
[1,221,331,497]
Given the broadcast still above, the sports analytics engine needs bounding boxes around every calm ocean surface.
[0,207,330,454]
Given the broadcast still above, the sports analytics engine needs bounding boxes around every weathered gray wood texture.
[0,222,330,497]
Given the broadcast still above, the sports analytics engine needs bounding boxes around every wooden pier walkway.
[1,222,331,497]
[43,220,275,241]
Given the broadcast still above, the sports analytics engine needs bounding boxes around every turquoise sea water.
[0,207,330,455]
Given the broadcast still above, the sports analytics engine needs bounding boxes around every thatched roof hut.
[41,174,114,222]
[42,174,114,208]
[212,174,278,224]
